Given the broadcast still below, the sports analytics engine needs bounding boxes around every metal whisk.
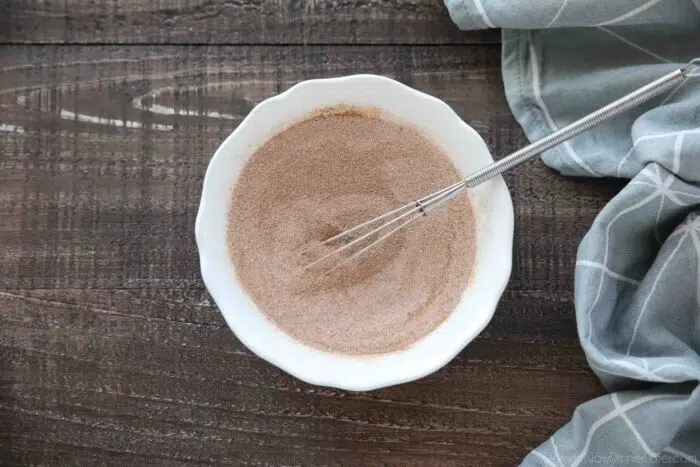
[303,59,699,274]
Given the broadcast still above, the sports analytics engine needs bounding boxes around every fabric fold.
[445,1,700,465]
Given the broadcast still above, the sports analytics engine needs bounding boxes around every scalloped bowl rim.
[195,74,514,391]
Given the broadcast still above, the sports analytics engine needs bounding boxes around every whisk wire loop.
[302,59,698,274]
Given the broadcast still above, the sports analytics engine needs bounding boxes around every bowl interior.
[195,75,514,391]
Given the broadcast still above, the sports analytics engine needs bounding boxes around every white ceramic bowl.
[195,74,513,391]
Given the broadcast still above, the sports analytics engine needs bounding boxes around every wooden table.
[1,2,617,465]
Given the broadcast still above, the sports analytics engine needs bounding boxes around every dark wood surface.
[2,0,499,45]
[2,3,616,466]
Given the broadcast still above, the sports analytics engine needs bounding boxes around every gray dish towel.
[444,1,700,465]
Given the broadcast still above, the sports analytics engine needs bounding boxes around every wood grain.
[2,0,500,45]
[0,45,616,465]
[2,288,601,466]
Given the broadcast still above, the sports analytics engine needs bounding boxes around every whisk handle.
[463,64,692,187]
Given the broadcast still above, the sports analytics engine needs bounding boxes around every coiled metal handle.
[464,63,694,187]
[304,60,699,273]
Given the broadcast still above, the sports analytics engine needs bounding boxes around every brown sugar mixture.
[227,108,476,355]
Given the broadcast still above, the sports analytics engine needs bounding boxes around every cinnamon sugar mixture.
[227,109,476,355]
